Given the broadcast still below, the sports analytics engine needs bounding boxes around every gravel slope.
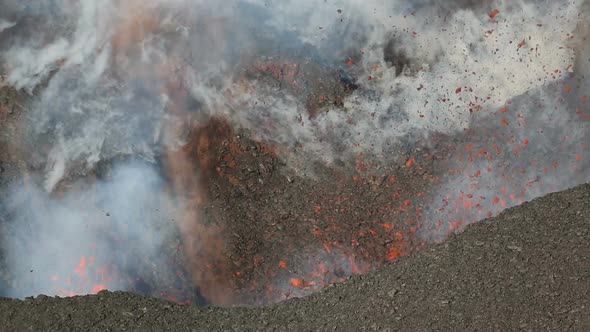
[1,183,590,331]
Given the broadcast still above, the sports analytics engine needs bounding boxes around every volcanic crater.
[0,0,589,315]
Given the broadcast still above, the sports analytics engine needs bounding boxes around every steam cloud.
[1,162,183,299]
[0,0,589,303]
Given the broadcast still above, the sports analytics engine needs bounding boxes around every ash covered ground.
[0,0,589,321]
[1,182,590,331]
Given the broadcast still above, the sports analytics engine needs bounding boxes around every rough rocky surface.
[0,85,28,187]
[1,182,589,331]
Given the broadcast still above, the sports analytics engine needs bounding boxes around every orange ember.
[489,9,500,19]
[386,248,401,262]
[290,278,307,288]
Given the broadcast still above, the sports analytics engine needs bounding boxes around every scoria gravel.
[1,182,589,331]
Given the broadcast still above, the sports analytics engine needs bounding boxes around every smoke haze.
[1,162,184,299]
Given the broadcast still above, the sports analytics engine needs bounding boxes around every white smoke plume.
[0,20,15,34]
[1,162,184,299]
[2,0,584,182]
